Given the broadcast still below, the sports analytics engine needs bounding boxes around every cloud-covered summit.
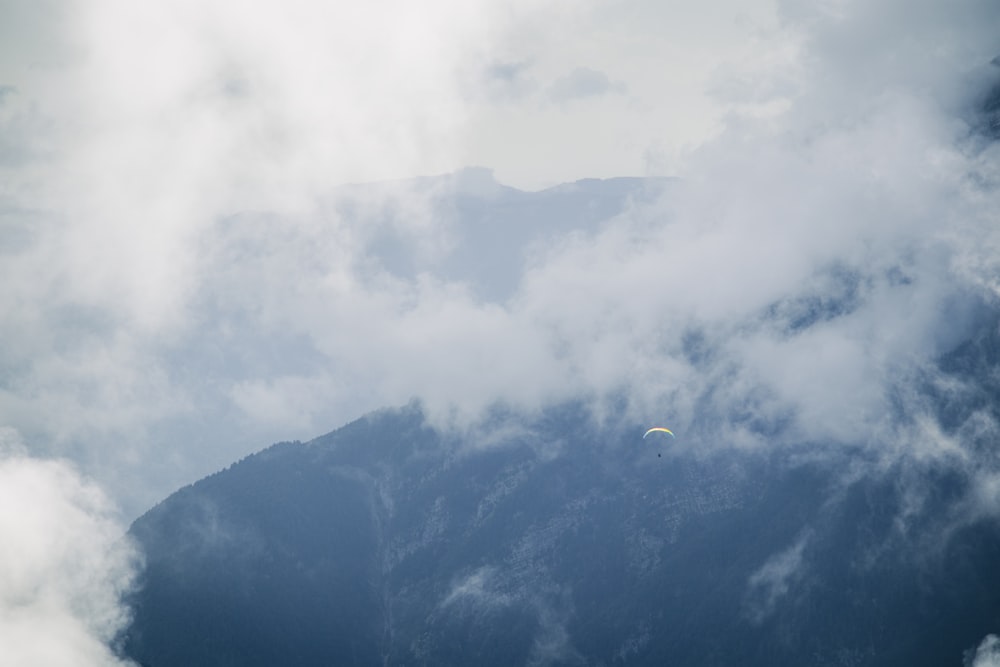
[0,0,998,518]
[2,2,1000,661]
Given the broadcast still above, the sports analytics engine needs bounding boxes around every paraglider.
[644,427,674,458]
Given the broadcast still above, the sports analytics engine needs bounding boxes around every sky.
[1,0,1000,663]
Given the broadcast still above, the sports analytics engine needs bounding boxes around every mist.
[2,0,1000,659]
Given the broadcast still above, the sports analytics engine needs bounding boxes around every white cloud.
[0,0,999,652]
[969,634,1000,667]
[547,67,626,103]
[744,531,812,623]
[440,565,579,664]
[442,566,512,608]
[0,430,137,667]
[0,0,998,516]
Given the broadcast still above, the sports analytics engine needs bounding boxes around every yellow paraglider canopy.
[643,427,675,439]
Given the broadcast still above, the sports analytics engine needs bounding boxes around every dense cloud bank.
[0,431,137,666]
[2,1,1000,662]
[1,0,999,515]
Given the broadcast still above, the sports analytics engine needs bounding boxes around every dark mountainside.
[124,315,1000,667]
[122,78,1000,666]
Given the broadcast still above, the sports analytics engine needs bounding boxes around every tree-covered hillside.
[124,342,1000,667]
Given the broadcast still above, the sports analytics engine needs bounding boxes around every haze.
[1,0,999,664]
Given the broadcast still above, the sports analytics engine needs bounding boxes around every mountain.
[123,315,1000,667]
[113,57,1000,667]
[342,167,672,303]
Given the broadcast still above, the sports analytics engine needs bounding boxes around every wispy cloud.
[1,0,999,530]
[547,67,626,104]
[2,1,999,658]
[744,531,812,623]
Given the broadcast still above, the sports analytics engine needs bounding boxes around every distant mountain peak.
[449,166,504,198]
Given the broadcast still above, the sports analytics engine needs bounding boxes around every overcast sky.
[2,0,1000,662]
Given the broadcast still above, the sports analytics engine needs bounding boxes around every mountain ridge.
[123,378,1000,665]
